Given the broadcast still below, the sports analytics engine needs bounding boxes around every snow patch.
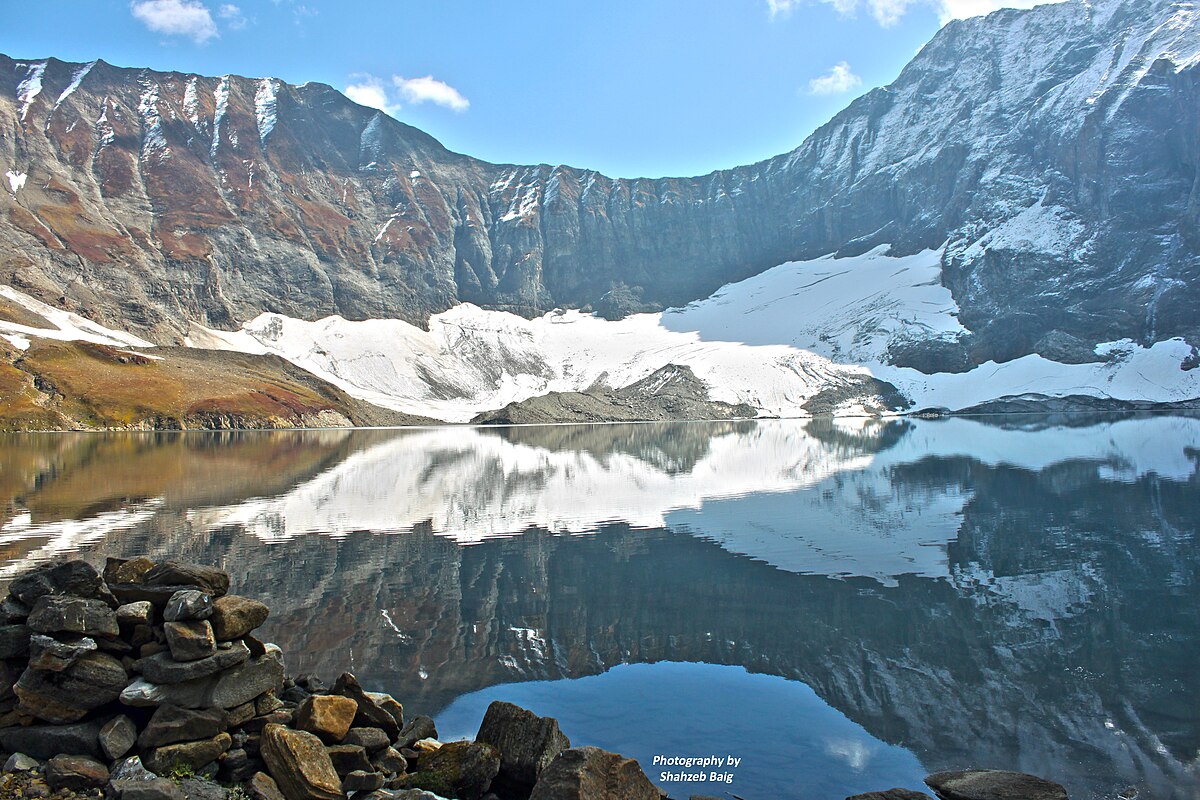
[254,78,278,143]
[138,81,169,162]
[211,76,230,157]
[0,286,157,350]
[53,61,95,110]
[5,170,27,194]
[16,61,46,123]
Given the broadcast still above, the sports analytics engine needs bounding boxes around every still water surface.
[0,415,1197,799]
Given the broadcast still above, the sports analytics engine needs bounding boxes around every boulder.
[140,705,229,749]
[210,596,270,641]
[0,596,31,623]
[165,620,217,661]
[27,632,97,671]
[475,701,570,790]
[529,747,659,800]
[164,591,214,622]
[0,624,31,658]
[325,745,372,777]
[100,714,138,760]
[342,727,390,754]
[400,741,499,800]
[4,752,41,772]
[397,716,438,750]
[247,772,287,800]
[122,651,283,709]
[332,673,399,739]
[364,691,404,731]
[111,584,200,607]
[110,755,159,784]
[925,770,1069,800]
[27,595,119,637]
[370,746,407,775]
[0,719,104,758]
[227,700,257,727]
[117,601,155,627]
[15,650,128,723]
[260,723,345,800]
[343,770,385,793]
[142,562,230,597]
[116,778,188,800]
[295,695,359,742]
[257,691,285,715]
[218,748,262,783]
[11,560,117,608]
[848,791,935,800]
[139,640,250,683]
[45,754,109,791]
[177,777,229,800]
[105,557,157,585]
[144,732,232,775]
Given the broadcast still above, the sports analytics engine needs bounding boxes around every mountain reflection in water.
[0,415,1197,799]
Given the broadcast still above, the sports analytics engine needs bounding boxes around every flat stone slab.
[925,770,1069,800]
[138,640,249,684]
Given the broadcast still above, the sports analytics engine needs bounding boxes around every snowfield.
[4,246,1198,420]
[185,246,1199,421]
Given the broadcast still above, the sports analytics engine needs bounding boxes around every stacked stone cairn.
[0,558,675,800]
[0,557,1073,800]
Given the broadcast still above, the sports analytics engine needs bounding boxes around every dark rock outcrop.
[528,746,659,800]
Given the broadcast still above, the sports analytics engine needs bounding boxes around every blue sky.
[2,0,1058,178]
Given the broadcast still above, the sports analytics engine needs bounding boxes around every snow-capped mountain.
[1,0,1198,424]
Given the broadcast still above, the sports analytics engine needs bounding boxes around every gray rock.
[325,745,372,777]
[139,640,250,684]
[142,563,230,598]
[45,754,109,791]
[28,632,97,671]
[165,619,217,661]
[140,705,229,749]
[0,596,31,623]
[15,651,128,723]
[210,596,270,641]
[117,601,155,627]
[247,772,286,800]
[925,770,1069,800]
[27,595,119,637]
[848,791,935,800]
[115,779,188,800]
[342,727,389,754]
[332,673,399,739]
[397,741,497,800]
[475,700,570,789]
[528,746,659,800]
[363,692,404,732]
[100,715,138,760]
[10,560,117,608]
[396,716,437,751]
[143,732,232,775]
[109,755,159,784]
[4,752,41,772]
[0,719,104,759]
[164,591,214,622]
[177,777,227,800]
[0,623,31,658]
[342,771,384,794]
[217,748,261,783]
[369,747,406,776]
[227,700,257,727]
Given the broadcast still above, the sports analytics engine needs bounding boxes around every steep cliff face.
[0,0,1197,368]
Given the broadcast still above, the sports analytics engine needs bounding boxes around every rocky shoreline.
[0,557,1074,800]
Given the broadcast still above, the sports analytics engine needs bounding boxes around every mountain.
[1,0,1198,424]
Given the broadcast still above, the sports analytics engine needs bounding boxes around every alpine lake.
[1,414,1196,800]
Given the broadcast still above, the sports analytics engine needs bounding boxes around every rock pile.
[0,558,671,800]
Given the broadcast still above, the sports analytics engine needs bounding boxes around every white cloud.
[345,73,470,116]
[771,0,1067,27]
[345,76,400,115]
[131,0,218,43]
[218,3,247,30]
[392,75,470,112]
[808,61,864,94]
